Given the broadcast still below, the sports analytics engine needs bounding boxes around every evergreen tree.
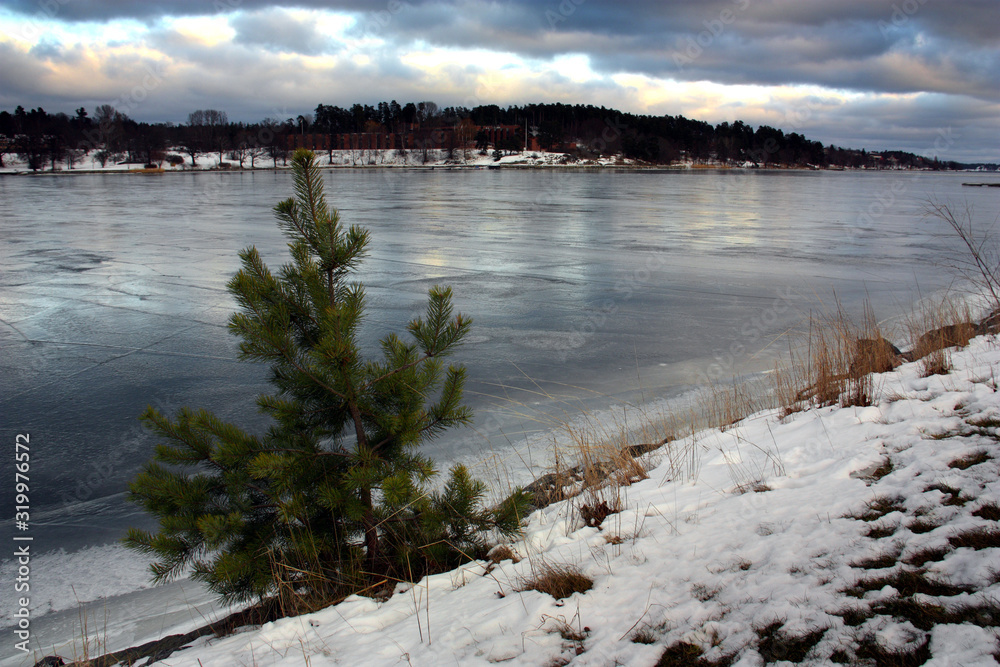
[125,149,527,607]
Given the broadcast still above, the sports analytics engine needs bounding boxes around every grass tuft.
[921,348,952,377]
[905,517,943,535]
[578,499,618,529]
[864,522,900,539]
[852,458,895,485]
[773,297,901,419]
[655,642,705,666]
[631,626,658,645]
[868,458,895,482]
[870,598,951,631]
[855,633,930,667]
[903,545,952,567]
[517,562,593,600]
[948,451,991,470]
[655,642,734,667]
[488,544,521,564]
[830,648,853,663]
[691,583,720,602]
[948,526,1000,550]
[973,502,1000,521]
[967,414,1000,430]
[851,495,907,521]
[755,621,827,663]
[834,605,874,627]
[851,550,902,570]
[924,483,968,506]
[844,569,974,598]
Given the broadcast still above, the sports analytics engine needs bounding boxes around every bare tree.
[456,118,475,162]
[92,104,126,163]
[188,109,229,166]
[184,110,205,166]
[259,118,287,168]
[249,145,266,169]
[231,133,252,169]
[927,200,1000,309]
[204,109,229,164]
[64,147,85,169]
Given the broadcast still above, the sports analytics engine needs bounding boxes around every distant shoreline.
[2,162,991,177]
[7,144,999,177]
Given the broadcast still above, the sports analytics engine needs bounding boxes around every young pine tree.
[125,149,527,607]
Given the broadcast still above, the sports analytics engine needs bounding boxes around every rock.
[977,308,1000,335]
[850,338,903,377]
[620,439,668,458]
[32,658,64,667]
[523,467,583,507]
[913,323,976,358]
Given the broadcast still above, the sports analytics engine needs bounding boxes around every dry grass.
[845,569,974,598]
[705,375,773,432]
[655,642,735,667]
[578,498,618,528]
[948,451,991,470]
[904,292,977,377]
[488,544,521,564]
[773,356,808,419]
[773,297,898,419]
[905,517,944,535]
[924,483,968,506]
[755,621,827,663]
[268,548,362,619]
[948,526,1000,550]
[767,288,990,421]
[513,289,984,525]
[517,562,593,600]
[851,548,903,570]
[973,502,1000,521]
[921,348,952,377]
[864,521,900,539]
[854,633,931,666]
[903,545,952,567]
[631,626,658,644]
[850,495,907,522]
[511,392,704,511]
[499,287,983,522]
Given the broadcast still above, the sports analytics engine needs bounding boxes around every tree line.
[0,105,297,171]
[0,100,973,171]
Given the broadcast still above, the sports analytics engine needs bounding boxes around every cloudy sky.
[1,0,998,162]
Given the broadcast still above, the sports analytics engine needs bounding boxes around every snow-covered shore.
[1,147,955,176]
[0,148,644,176]
[16,332,1000,666]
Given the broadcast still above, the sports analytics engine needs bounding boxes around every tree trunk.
[360,486,380,575]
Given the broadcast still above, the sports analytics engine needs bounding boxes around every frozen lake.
[2,167,999,655]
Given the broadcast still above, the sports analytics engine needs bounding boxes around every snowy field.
[15,333,1000,666]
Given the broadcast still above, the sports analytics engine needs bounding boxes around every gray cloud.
[6,0,997,99]
[2,0,998,161]
[230,8,337,55]
[1,0,372,23]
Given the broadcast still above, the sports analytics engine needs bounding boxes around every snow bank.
[37,334,999,666]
